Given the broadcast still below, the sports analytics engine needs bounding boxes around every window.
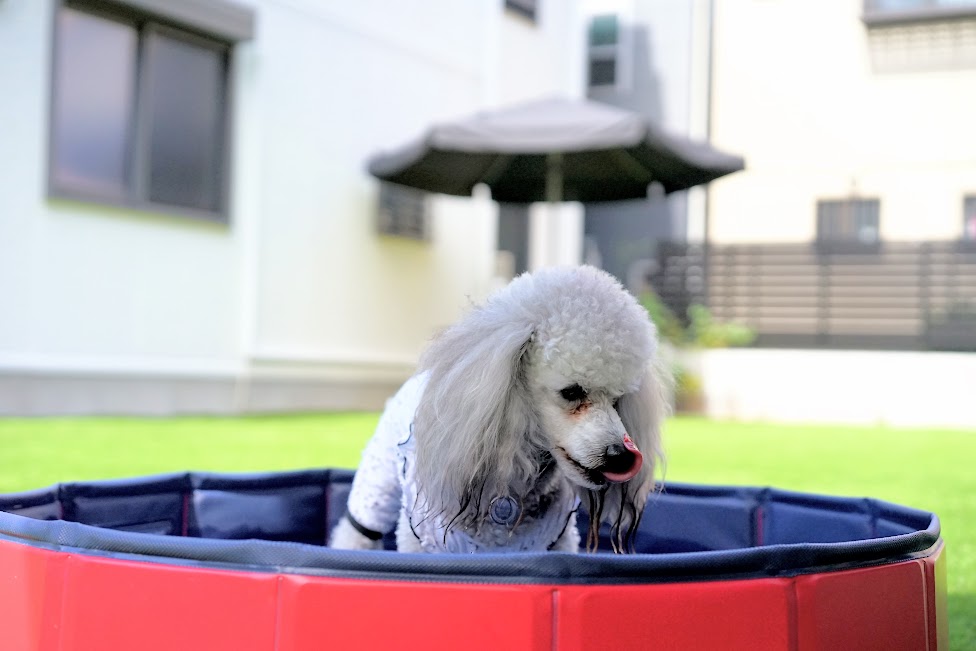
[505,0,537,22]
[863,0,976,24]
[965,196,976,240]
[50,0,252,220]
[864,0,976,71]
[587,15,619,87]
[816,198,881,250]
[376,183,430,240]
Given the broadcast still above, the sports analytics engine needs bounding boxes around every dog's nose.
[603,443,635,474]
[599,434,643,483]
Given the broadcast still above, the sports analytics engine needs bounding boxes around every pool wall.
[0,469,948,650]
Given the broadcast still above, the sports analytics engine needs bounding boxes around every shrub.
[639,292,756,349]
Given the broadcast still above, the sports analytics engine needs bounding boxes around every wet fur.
[410,266,667,552]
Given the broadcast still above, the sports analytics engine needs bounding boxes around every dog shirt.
[345,373,580,553]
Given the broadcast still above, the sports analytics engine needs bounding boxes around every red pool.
[0,469,947,650]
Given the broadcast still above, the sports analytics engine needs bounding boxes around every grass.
[0,414,379,490]
[0,415,973,649]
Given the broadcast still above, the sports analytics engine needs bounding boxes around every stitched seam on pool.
[273,575,284,650]
[181,491,190,537]
[755,504,765,547]
[787,578,799,651]
[550,587,560,651]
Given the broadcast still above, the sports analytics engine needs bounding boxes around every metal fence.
[650,240,976,352]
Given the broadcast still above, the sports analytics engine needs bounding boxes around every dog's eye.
[559,384,587,402]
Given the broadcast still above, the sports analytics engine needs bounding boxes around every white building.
[699,0,976,427]
[576,1,976,428]
[0,0,587,415]
[709,0,976,245]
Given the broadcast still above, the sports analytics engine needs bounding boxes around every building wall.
[0,2,244,381]
[0,0,583,414]
[240,0,498,376]
[708,0,976,244]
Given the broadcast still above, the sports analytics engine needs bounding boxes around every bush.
[638,291,685,346]
[686,304,757,348]
[639,292,756,349]
[639,292,756,414]
[672,364,705,414]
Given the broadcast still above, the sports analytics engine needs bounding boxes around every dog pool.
[0,469,946,650]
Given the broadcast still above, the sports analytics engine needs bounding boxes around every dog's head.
[413,266,667,552]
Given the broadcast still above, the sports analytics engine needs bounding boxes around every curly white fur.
[330,266,668,554]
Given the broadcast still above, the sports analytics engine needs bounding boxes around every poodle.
[330,265,667,554]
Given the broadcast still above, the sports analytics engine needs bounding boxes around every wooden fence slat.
[650,241,976,351]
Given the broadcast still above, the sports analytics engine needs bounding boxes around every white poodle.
[330,266,667,554]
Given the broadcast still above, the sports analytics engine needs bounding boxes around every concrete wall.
[689,348,976,430]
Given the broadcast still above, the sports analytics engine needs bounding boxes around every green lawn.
[0,415,972,649]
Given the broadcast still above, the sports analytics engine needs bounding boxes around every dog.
[330,265,666,554]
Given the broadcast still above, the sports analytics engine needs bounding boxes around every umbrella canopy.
[367,96,744,203]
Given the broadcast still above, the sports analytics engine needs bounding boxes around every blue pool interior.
[0,469,940,582]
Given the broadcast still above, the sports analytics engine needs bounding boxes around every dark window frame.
[376,183,431,241]
[816,198,882,253]
[48,0,250,223]
[587,14,619,88]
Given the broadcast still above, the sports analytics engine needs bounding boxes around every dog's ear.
[412,313,537,526]
[591,362,669,552]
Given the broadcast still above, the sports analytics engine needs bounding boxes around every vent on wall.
[376,182,429,240]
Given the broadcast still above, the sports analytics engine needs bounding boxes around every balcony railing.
[651,240,976,352]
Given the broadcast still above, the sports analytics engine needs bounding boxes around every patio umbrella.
[367,96,744,203]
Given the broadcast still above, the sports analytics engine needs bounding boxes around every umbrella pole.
[545,152,563,203]
[540,152,565,268]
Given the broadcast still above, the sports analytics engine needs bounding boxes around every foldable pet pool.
[0,469,946,650]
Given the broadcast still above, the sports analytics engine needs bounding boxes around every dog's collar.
[345,511,384,541]
[487,450,560,527]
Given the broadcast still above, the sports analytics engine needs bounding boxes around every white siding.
[709,0,976,244]
[0,0,584,413]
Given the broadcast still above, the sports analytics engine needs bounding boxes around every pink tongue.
[601,434,643,483]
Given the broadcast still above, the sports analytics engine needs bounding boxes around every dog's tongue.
[602,434,643,483]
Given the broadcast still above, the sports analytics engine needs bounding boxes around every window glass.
[589,59,616,86]
[588,15,618,87]
[144,31,225,212]
[589,15,618,47]
[377,183,428,239]
[817,199,880,244]
[50,2,233,219]
[52,8,136,199]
